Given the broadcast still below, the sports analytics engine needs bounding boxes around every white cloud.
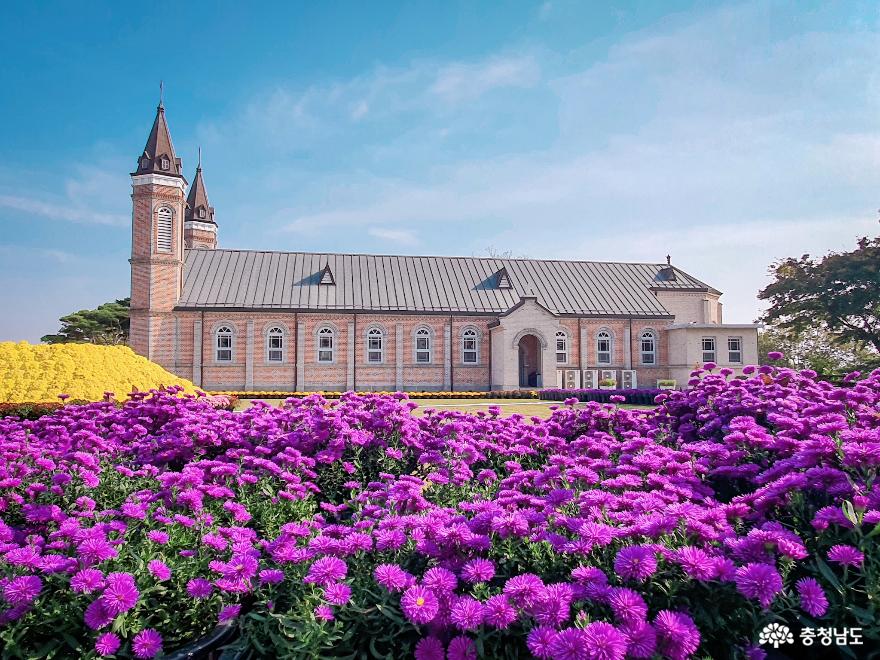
[0,194,127,226]
[367,227,420,246]
[429,55,541,102]
[0,244,82,264]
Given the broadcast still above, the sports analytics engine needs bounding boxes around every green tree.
[758,326,877,377]
[41,298,130,345]
[758,235,880,353]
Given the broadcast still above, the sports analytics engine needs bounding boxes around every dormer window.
[495,267,511,289]
[160,157,170,171]
[319,265,335,285]
[199,207,206,219]
[140,156,150,170]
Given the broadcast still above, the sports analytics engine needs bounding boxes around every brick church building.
[129,101,758,392]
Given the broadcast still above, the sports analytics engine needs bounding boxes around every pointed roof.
[132,102,183,177]
[185,158,215,224]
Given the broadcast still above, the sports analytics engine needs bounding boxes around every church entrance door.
[517,334,542,388]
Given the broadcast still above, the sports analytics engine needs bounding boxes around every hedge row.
[539,388,664,405]
[209,390,540,400]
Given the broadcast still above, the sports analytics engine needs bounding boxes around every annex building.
[129,102,758,392]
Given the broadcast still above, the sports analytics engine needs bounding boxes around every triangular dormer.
[495,267,511,289]
[320,264,335,285]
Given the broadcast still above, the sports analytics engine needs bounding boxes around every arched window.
[462,328,478,364]
[156,207,173,253]
[366,327,384,363]
[266,326,284,362]
[596,330,612,365]
[555,330,568,364]
[640,330,656,365]
[215,326,233,362]
[317,327,334,363]
[414,327,431,364]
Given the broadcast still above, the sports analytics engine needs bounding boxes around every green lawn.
[237,397,653,418]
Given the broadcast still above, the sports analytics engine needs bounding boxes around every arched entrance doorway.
[518,334,542,388]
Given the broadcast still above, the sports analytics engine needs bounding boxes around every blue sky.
[1,1,878,341]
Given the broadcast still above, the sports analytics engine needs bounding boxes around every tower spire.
[132,90,183,177]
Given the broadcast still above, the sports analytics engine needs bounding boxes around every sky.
[1,1,878,342]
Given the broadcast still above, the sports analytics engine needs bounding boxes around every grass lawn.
[237,397,654,418]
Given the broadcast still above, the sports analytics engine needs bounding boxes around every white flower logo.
[759,623,794,648]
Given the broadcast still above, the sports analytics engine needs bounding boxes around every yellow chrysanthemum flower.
[0,342,198,403]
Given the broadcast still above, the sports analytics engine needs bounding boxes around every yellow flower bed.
[0,342,198,403]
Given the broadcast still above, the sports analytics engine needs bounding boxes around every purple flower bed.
[0,364,878,658]
[540,388,664,405]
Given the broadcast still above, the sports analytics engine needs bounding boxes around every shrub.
[0,342,197,403]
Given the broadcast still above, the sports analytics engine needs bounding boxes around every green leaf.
[815,558,845,595]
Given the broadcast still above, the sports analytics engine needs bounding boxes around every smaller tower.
[184,148,218,249]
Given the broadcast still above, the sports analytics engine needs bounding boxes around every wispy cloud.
[0,195,127,226]
[0,164,130,227]
[367,227,420,246]
[429,56,540,103]
[0,244,83,264]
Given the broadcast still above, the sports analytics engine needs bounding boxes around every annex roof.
[177,249,719,317]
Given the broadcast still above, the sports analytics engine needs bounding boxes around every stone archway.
[517,334,542,388]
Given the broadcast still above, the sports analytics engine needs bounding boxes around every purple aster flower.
[218,604,241,623]
[461,558,495,584]
[314,604,335,622]
[95,632,121,656]
[549,627,590,660]
[504,573,545,608]
[3,575,42,605]
[187,578,213,599]
[483,594,517,629]
[324,582,352,606]
[582,622,628,660]
[414,636,445,660]
[796,577,829,617]
[147,560,171,582]
[446,635,477,660]
[608,588,648,625]
[304,557,347,586]
[70,568,105,594]
[84,599,114,630]
[767,351,783,360]
[400,585,439,625]
[450,596,484,631]
[259,569,285,586]
[146,530,169,545]
[132,628,163,659]
[77,538,118,565]
[614,546,657,582]
[827,545,864,568]
[422,566,458,592]
[100,572,139,616]
[675,546,715,581]
[374,564,411,592]
[654,610,700,660]
[621,621,657,659]
[734,563,783,608]
[527,625,557,659]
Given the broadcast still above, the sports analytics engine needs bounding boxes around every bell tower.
[129,92,186,361]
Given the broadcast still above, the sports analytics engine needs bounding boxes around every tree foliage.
[41,298,130,345]
[758,235,880,353]
[757,326,878,377]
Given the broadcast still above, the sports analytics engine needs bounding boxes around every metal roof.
[178,249,719,317]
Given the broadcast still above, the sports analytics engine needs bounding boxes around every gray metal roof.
[178,249,719,317]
